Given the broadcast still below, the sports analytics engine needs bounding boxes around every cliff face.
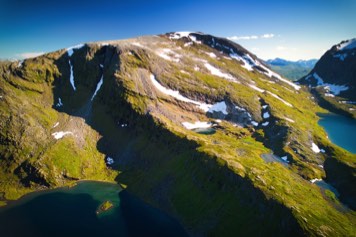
[299,38,356,118]
[0,32,355,236]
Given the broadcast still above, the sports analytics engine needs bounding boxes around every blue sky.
[1,0,355,60]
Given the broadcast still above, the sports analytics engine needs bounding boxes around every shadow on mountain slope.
[49,45,306,236]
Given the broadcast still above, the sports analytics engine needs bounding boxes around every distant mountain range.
[266,58,318,81]
[298,38,356,118]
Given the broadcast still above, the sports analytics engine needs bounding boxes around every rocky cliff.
[299,38,356,118]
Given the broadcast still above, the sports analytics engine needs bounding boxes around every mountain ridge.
[298,38,356,118]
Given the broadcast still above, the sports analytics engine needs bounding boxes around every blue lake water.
[0,181,188,237]
[318,113,356,154]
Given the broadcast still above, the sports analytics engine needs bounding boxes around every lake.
[318,113,356,154]
[0,181,188,237]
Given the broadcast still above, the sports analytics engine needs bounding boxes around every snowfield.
[182,121,212,130]
[311,142,321,153]
[69,60,76,91]
[150,74,212,112]
[312,72,348,95]
[91,75,104,101]
[52,131,73,140]
[204,63,236,81]
[208,101,228,115]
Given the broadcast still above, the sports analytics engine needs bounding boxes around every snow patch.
[17,60,23,68]
[106,157,114,165]
[339,101,356,104]
[188,35,202,44]
[208,101,228,115]
[67,44,84,57]
[235,105,246,112]
[311,142,321,153]
[91,75,104,101]
[68,60,76,91]
[169,31,192,39]
[310,178,322,183]
[131,42,144,48]
[99,42,109,47]
[248,84,265,93]
[324,93,335,97]
[324,84,349,95]
[205,52,217,58]
[281,156,288,162]
[156,48,181,62]
[184,42,193,47]
[169,32,202,44]
[251,121,259,126]
[267,91,293,107]
[338,38,356,51]
[262,105,268,109]
[150,74,211,112]
[182,121,212,130]
[262,121,269,126]
[263,112,270,119]
[53,122,59,128]
[230,53,254,71]
[283,117,295,123]
[312,72,348,95]
[52,131,73,140]
[230,53,300,90]
[56,98,63,107]
[100,64,104,68]
[333,53,347,61]
[204,63,236,81]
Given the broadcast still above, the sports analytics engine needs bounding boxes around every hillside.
[298,38,356,118]
[266,58,317,81]
[0,32,355,236]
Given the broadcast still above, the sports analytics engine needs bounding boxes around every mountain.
[266,58,317,81]
[298,38,356,118]
[0,32,355,236]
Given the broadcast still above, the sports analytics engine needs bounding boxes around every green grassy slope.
[0,34,355,236]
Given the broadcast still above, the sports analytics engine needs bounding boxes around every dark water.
[192,127,216,135]
[260,153,289,167]
[318,113,356,154]
[0,181,188,237]
[314,180,340,197]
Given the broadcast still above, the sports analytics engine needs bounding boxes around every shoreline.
[0,179,120,211]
